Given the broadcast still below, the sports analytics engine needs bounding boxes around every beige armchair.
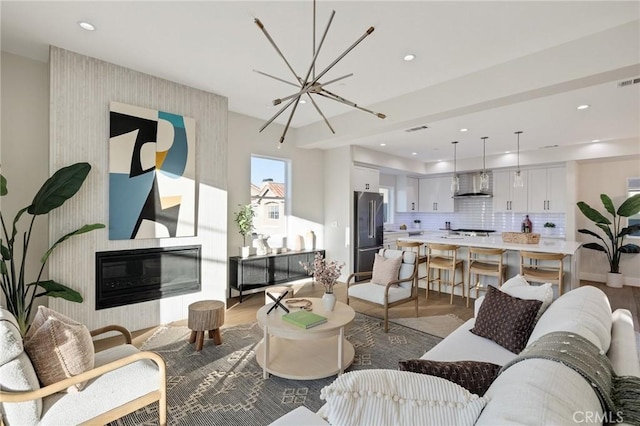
[346,248,419,332]
[0,307,166,425]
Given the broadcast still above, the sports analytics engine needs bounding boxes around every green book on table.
[282,310,327,329]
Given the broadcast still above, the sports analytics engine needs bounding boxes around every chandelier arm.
[253,70,300,88]
[279,95,303,144]
[259,96,298,132]
[254,18,302,84]
[273,73,353,105]
[309,26,375,87]
[319,89,386,119]
[307,94,335,134]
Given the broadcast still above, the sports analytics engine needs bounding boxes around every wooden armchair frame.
[346,252,419,332]
[0,325,167,426]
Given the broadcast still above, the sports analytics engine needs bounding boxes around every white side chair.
[346,248,419,332]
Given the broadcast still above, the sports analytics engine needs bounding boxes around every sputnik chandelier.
[253,0,386,144]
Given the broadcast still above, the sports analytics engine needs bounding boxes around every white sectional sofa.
[272,283,640,425]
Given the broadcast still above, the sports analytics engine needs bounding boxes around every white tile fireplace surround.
[47,47,228,332]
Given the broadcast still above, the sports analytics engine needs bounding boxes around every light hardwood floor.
[97,278,640,351]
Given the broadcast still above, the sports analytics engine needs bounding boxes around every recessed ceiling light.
[298,99,306,104]
[403,54,416,62]
[460,128,468,132]
[577,104,590,110]
[437,159,443,162]
[504,151,511,154]
[411,152,417,156]
[78,21,95,31]
[380,143,386,147]
[591,139,600,143]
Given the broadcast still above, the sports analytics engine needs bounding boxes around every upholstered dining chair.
[346,248,419,332]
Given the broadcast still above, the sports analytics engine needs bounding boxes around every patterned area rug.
[111,313,442,426]
[389,314,467,339]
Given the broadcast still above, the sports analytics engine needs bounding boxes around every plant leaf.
[596,223,613,241]
[28,280,83,302]
[10,207,28,244]
[1,243,10,260]
[619,244,640,254]
[28,163,91,215]
[577,228,604,239]
[582,242,607,252]
[600,194,616,217]
[41,223,105,263]
[0,174,7,196]
[577,201,611,225]
[617,193,640,217]
[619,224,640,238]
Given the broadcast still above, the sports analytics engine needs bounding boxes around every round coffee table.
[255,297,356,380]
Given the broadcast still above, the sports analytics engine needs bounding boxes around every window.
[251,156,289,239]
[628,177,640,237]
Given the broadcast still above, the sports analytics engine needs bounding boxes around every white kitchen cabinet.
[352,166,379,192]
[528,167,566,213]
[418,176,454,212]
[395,175,419,212]
[493,170,528,212]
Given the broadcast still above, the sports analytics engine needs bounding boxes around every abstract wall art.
[109,102,196,240]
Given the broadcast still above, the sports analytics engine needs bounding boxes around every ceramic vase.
[240,246,250,258]
[322,292,337,312]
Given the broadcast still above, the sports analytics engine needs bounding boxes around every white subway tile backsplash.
[395,197,565,236]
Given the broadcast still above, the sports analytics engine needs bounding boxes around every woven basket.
[501,232,541,244]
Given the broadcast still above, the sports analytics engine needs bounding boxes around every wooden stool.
[264,286,294,304]
[188,300,225,351]
[426,243,464,304]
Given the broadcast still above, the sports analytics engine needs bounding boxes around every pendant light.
[513,131,524,188]
[480,136,489,190]
[450,141,459,193]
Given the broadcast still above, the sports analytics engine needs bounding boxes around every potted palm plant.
[577,193,640,288]
[233,204,255,258]
[0,163,105,335]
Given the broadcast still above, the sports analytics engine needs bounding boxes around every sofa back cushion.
[320,369,487,426]
[526,285,612,352]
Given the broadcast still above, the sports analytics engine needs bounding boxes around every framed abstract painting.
[109,102,196,240]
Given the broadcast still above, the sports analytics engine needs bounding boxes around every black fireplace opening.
[96,245,201,310]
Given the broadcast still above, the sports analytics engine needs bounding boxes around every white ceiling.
[2,1,639,163]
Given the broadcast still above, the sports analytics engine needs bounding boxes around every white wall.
[0,52,50,309]
[576,156,640,286]
[47,47,228,331]
[227,112,325,257]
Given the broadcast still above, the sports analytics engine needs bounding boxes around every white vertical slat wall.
[48,47,228,332]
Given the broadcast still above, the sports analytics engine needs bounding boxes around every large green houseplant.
[0,162,105,335]
[233,203,255,257]
[577,193,640,287]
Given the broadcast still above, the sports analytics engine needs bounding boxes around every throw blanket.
[500,331,640,426]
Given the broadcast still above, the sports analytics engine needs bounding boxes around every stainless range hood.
[452,172,493,198]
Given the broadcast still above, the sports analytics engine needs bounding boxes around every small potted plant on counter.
[543,222,556,235]
[234,203,255,258]
[413,219,421,230]
[577,193,640,288]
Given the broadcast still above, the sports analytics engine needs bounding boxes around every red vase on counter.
[521,215,532,233]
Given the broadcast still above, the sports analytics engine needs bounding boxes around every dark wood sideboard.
[228,249,325,302]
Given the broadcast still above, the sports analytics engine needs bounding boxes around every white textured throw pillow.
[371,253,402,286]
[320,369,487,426]
[501,274,553,322]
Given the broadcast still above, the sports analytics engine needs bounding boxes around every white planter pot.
[606,272,624,288]
[240,246,251,258]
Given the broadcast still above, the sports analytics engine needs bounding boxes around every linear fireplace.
[95,245,201,310]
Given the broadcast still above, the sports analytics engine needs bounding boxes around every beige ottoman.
[265,286,294,304]
[188,300,225,351]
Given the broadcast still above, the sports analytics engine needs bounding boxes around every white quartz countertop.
[400,234,582,255]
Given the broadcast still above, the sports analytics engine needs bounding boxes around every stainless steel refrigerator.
[353,191,384,280]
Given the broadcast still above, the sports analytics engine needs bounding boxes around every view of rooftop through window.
[251,156,288,243]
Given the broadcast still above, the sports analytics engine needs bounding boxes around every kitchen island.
[400,234,582,296]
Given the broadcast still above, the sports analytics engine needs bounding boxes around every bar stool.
[396,240,427,285]
[466,247,506,308]
[520,251,566,296]
[425,243,464,304]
